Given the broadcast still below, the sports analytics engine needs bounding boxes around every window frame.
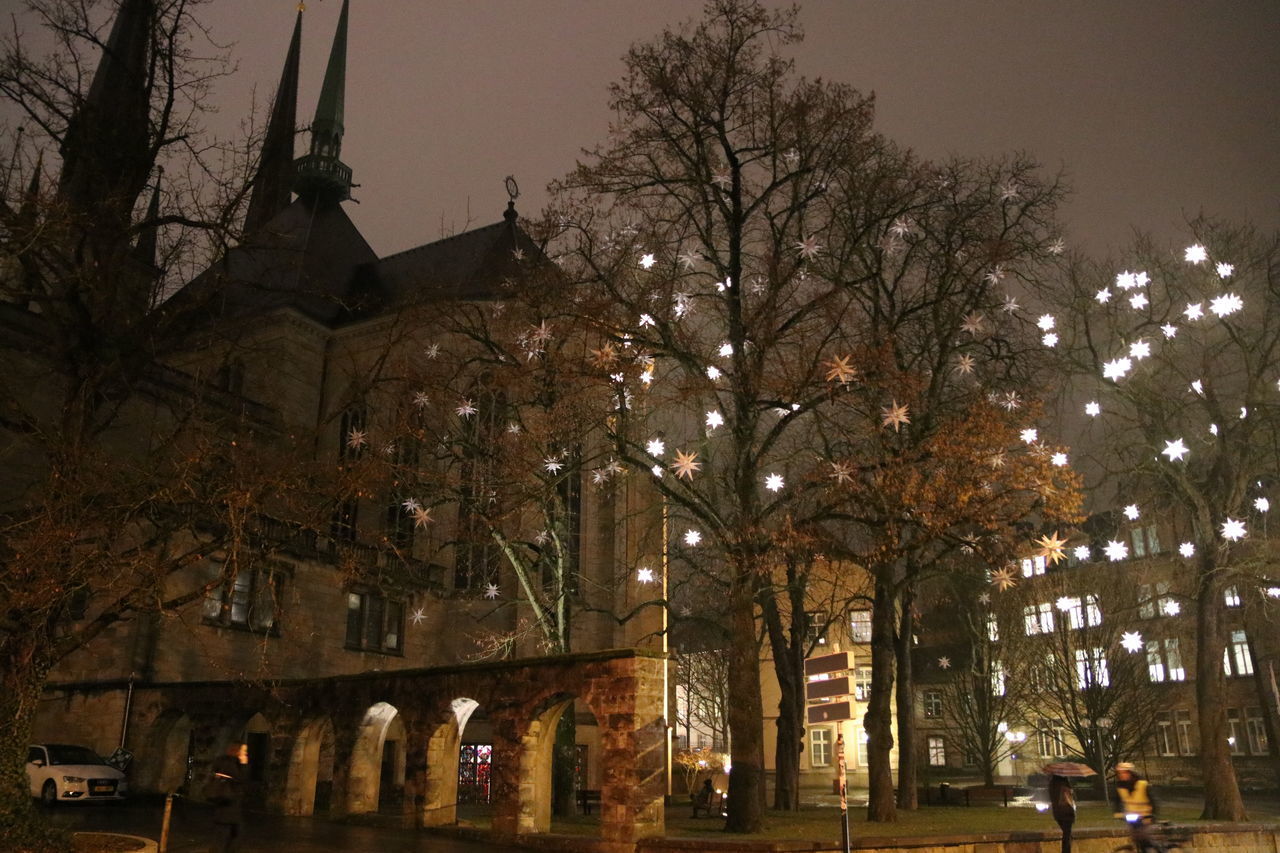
[927,736,946,767]
[849,609,872,644]
[923,690,943,719]
[344,588,406,655]
[202,562,284,634]
[809,727,832,768]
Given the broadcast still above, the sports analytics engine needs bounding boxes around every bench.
[691,790,723,818]
[577,789,601,814]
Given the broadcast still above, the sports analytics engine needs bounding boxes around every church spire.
[244,9,302,234]
[294,0,352,204]
[57,0,153,222]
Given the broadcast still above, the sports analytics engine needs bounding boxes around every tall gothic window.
[455,389,503,591]
[330,407,366,542]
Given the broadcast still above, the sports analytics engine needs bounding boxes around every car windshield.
[45,745,106,766]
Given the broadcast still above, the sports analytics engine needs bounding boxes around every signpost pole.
[837,730,850,853]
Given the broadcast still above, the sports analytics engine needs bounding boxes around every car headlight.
[62,775,86,784]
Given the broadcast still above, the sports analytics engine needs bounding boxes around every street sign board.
[807,701,854,724]
[804,651,852,677]
[805,676,851,701]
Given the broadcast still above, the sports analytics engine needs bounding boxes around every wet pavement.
[46,799,530,852]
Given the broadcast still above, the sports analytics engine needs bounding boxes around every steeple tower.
[294,0,352,204]
[244,9,302,234]
[57,0,153,228]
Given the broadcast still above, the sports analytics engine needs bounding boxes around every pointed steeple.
[132,169,163,269]
[57,0,154,222]
[294,0,353,204]
[244,10,302,234]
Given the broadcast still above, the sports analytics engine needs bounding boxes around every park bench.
[577,788,601,814]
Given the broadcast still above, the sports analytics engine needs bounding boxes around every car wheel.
[41,780,58,807]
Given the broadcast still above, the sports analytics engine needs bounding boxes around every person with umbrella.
[1042,762,1093,853]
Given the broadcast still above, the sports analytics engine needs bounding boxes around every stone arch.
[420,697,479,827]
[140,709,195,794]
[518,693,579,834]
[282,716,335,816]
[344,701,406,814]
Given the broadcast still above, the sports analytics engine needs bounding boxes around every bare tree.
[1038,220,1280,818]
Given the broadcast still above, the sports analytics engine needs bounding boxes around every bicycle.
[1111,815,1189,852]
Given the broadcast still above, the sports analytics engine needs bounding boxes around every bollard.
[159,792,174,852]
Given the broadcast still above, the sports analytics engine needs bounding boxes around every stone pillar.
[598,659,667,846]
[488,713,530,836]
[420,714,462,827]
[400,714,431,828]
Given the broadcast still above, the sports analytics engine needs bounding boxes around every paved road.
[47,800,528,852]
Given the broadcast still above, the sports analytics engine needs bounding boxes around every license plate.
[91,784,113,793]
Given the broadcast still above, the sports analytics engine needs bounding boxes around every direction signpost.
[805,651,853,853]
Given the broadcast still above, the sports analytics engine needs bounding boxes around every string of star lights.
[981,234,1277,662]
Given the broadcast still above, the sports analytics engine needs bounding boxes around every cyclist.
[1112,762,1157,851]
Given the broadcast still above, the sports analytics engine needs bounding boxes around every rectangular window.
[1175,709,1195,755]
[1155,712,1176,756]
[1037,720,1066,758]
[1085,595,1102,627]
[1138,584,1155,619]
[345,590,404,654]
[1020,555,1047,577]
[806,611,828,648]
[927,736,946,767]
[1224,586,1242,607]
[203,565,281,632]
[923,690,942,719]
[855,728,869,767]
[1228,630,1254,676]
[853,666,872,702]
[1075,647,1110,688]
[849,610,872,644]
[1164,638,1185,681]
[810,727,832,767]
[1156,582,1173,617]
[1146,640,1165,683]
[1227,709,1246,755]
[1024,602,1054,636]
[987,613,999,642]
[1246,707,1268,755]
[1130,527,1147,558]
[1144,524,1161,554]
[991,661,1006,697]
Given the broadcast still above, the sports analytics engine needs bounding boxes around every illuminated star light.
[1002,295,1020,313]
[410,607,426,625]
[1162,438,1189,462]
[456,399,477,418]
[1129,292,1148,310]
[543,457,564,474]
[1179,542,1195,558]
[684,529,702,547]
[825,355,857,385]
[1104,540,1129,561]
[1056,596,1076,612]
[1161,324,1178,339]
[706,365,722,380]
[413,391,430,408]
[1115,271,1140,290]
[990,566,1018,591]
[1255,497,1270,513]
[1268,587,1280,599]
[830,461,854,485]
[646,438,666,457]
[1210,293,1243,317]
[1220,518,1246,542]
[1095,287,1112,304]
[706,411,724,431]
[1184,244,1208,264]
[1103,358,1132,381]
[1216,262,1234,278]
[1190,379,1204,395]
[637,567,656,584]
[1048,237,1066,255]
[954,354,976,375]
[764,473,785,492]
[796,235,822,259]
[1020,428,1038,444]
[1051,452,1068,467]
[638,313,655,327]
[484,583,500,600]
[402,497,421,513]
[1124,504,1140,520]
[1037,531,1069,564]
[424,343,441,359]
[1002,391,1021,411]
[1073,545,1092,562]
[678,250,699,270]
[1184,303,1204,321]
[984,265,1006,285]
[1121,632,1144,653]
[1162,600,1181,616]
[1042,333,1059,347]
[961,312,985,336]
[346,429,368,450]
[937,656,952,670]
[412,507,433,528]
[1085,401,1101,417]
[719,342,734,357]
[650,464,664,478]
[1129,340,1151,360]
[881,401,910,432]
[671,450,701,480]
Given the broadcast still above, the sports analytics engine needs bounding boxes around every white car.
[27,744,128,805]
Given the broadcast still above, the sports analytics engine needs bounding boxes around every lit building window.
[203,564,282,632]
[1227,709,1246,755]
[923,690,942,718]
[1024,602,1055,636]
[1074,647,1110,688]
[1155,712,1175,756]
[345,590,404,654]
[1020,555,1047,577]
[1223,586,1241,607]
[987,614,999,642]
[927,736,946,767]
[1246,707,1268,755]
[1146,637,1185,682]
[849,610,872,643]
[1225,629,1254,676]
[1175,709,1195,755]
[810,727,832,767]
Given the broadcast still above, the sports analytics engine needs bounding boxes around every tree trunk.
[761,592,803,810]
[0,648,63,853]
[865,571,897,822]
[724,573,765,832]
[895,582,917,810]
[1195,561,1247,820]
[551,709,577,817]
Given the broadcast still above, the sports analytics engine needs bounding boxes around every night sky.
[6,1,1280,257]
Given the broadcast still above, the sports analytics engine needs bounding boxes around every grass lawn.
[542,800,1280,841]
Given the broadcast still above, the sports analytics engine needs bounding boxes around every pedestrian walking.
[207,742,248,852]
[1049,774,1076,853]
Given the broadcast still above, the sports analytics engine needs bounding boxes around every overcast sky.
[8,1,1280,258]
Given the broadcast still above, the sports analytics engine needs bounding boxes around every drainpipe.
[119,672,136,748]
